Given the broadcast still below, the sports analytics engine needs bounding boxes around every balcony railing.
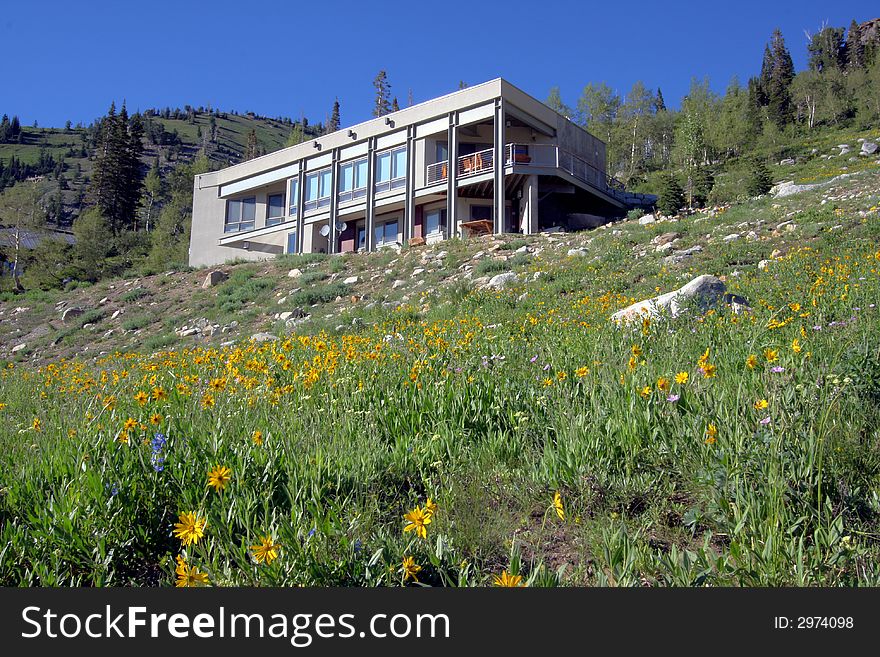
[424,143,622,194]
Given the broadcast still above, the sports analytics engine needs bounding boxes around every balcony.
[424,143,622,195]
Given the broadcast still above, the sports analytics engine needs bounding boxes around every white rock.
[758,260,771,271]
[343,276,359,285]
[487,272,518,289]
[287,268,303,278]
[638,214,656,225]
[610,274,741,324]
[11,343,26,353]
[567,248,588,257]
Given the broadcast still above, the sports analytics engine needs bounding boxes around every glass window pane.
[376,152,391,182]
[227,199,241,222]
[426,210,439,234]
[305,174,319,201]
[242,197,256,221]
[374,225,383,245]
[393,149,407,179]
[436,141,448,162]
[385,221,398,242]
[340,164,353,192]
[268,193,284,218]
[319,169,332,197]
[354,159,367,189]
[288,179,299,211]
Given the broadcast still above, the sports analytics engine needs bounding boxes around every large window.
[338,157,368,203]
[356,225,366,251]
[288,178,299,215]
[304,167,332,211]
[425,208,446,236]
[286,231,297,254]
[225,196,256,233]
[471,205,492,221]
[374,219,399,247]
[375,146,406,193]
[266,192,285,226]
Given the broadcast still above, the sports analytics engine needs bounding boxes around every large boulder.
[487,272,518,289]
[61,306,84,323]
[203,270,229,288]
[611,275,748,324]
[861,141,878,155]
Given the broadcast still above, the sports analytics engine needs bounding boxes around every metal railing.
[424,143,622,195]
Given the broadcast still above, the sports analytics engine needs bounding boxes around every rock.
[758,260,771,271]
[722,233,740,243]
[287,268,303,278]
[652,232,681,246]
[82,323,95,330]
[11,343,27,353]
[515,245,529,254]
[392,280,406,289]
[111,309,123,320]
[250,332,278,342]
[779,158,795,165]
[611,274,742,324]
[655,243,674,254]
[471,276,490,287]
[435,251,448,259]
[567,248,588,257]
[177,328,200,337]
[412,268,425,277]
[61,307,84,323]
[98,297,109,306]
[487,272,518,289]
[861,141,878,155]
[408,236,427,247]
[203,270,228,288]
[638,214,656,225]
[772,181,820,198]
[343,276,359,285]
[771,249,783,258]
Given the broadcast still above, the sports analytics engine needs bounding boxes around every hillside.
[0,129,879,586]
[0,109,310,228]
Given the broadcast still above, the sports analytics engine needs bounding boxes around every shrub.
[657,174,685,216]
[627,208,646,221]
[289,282,349,307]
[475,259,509,276]
[120,288,150,303]
[122,314,152,331]
[746,159,774,197]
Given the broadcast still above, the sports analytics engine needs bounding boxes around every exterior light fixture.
[347,129,355,138]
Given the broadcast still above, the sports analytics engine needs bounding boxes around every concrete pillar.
[365,137,376,252]
[327,148,340,254]
[446,112,458,240]
[493,98,505,235]
[403,125,415,243]
[294,168,305,253]
[521,174,538,235]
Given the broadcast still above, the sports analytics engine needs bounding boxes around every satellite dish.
[319,224,330,237]
[335,220,347,232]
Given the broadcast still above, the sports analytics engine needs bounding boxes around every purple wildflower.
[666,394,680,403]
[530,355,538,363]
[771,366,785,373]
[760,417,771,425]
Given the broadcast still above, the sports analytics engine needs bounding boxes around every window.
[338,157,368,203]
[436,141,448,163]
[304,167,332,211]
[375,146,406,193]
[374,219,399,246]
[425,208,446,236]
[287,231,297,254]
[225,196,255,233]
[471,205,492,221]
[356,225,366,251]
[266,192,285,226]
[288,178,299,215]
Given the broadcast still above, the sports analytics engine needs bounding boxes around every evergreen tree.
[391,97,400,112]
[760,29,795,129]
[847,20,865,70]
[372,71,392,117]
[746,158,774,197]
[807,25,846,72]
[89,102,145,234]
[245,129,258,160]
[545,86,572,117]
[327,99,340,133]
[654,88,667,112]
[690,167,715,207]
[657,174,684,216]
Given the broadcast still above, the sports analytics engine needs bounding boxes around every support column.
[327,148,340,254]
[446,112,458,240]
[365,137,377,252]
[403,125,415,243]
[295,167,305,253]
[522,174,538,235]
[493,98,505,235]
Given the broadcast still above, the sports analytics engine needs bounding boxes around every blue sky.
[2,1,876,128]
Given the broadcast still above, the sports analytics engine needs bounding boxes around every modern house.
[189,79,653,267]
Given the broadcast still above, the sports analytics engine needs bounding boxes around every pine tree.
[657,174,684,216]
[372,71,392,117]
[545,86,572,117]
[327,99,340,133]
[807,25,846,72]
[654,88,666,112]
[847,20,865,70]
[391,97,400,112]
[245,129,258,160]
[746,158,774,196]
[761,29,795,129]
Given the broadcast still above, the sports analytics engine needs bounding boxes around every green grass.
[1,169,880,588]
